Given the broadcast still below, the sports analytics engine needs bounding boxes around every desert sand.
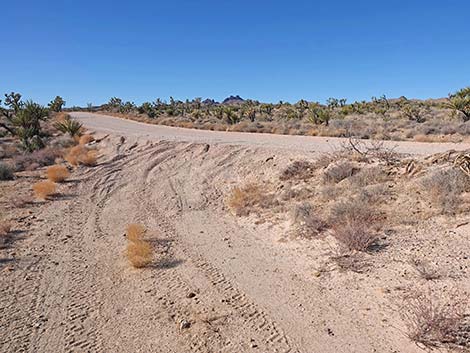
[1,113,469,353]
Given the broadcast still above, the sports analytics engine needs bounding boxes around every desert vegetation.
[125,223,153,268]
[46,165,70,182]
[226,140,470,350]
[1,91,100,209]
[82,87,470,142]
[32,180,57,200]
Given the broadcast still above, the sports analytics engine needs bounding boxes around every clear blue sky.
[2,0,470,106]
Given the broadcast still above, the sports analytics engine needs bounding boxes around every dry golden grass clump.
[125,223,153,268]
[126,223,146,242]
[227,183,278,216]
[78,149,97,166]
[46,165,70,182]
[126,240,153,268]
[79,134,94,145]
[33,180,56,200]
[65,145,97,167]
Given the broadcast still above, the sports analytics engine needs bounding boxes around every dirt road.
[71,112,470,155]
[1,114,469,352]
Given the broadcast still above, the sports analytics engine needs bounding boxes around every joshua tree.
[447,87,470,122]
[307,103,331,125]
[7,100,49,151]
[48,96,65,112]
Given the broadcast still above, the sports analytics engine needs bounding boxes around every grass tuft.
[46,165,70,182]
[79,134,94,145]
[65,145,97,167]
[33,180,56,200]
[126,223,146,242]
[126,240,153,268]
[125,223,153,268]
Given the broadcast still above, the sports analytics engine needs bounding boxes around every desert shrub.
[402,290,468,349]
[126,223,146,242]
[280,160,316,181]
[348,166,389,187]
[46,165,70,182]
[323,161,358,183]
[33,180,56,200]
[0,163,14,180]
[64,145,85,166]
[227,183,277,216]
[79,134,94,145]
[65,145,97,167]
[292,203,328,238]
[78,149,97,166]
[14,147,62,171]
[329,197,382,252]
[420,168,470,214]
[126,240,153,268]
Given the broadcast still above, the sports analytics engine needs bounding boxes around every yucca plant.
[54,115,83,137]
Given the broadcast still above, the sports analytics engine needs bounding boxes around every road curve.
[71,112,470,155]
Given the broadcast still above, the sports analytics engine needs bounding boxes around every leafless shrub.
[13,147,63,171]
[348,165,389,187]
[410,258,441,281]
[402,290,469,350]
[280,160,316,181]
[323,161,359,183]
[329,197,383,252]
[340,138,401,164]
[292,203,328,238]
[420,167,470,214]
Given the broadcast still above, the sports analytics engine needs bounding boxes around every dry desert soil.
[1,112,469,353]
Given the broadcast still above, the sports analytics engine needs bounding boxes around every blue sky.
[2,0,470,106]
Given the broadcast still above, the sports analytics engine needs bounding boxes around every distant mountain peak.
[222,95,244,104]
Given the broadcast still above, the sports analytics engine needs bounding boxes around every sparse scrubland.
[3,89,470,352]
[87,87,470,142]
[227,139,470,350]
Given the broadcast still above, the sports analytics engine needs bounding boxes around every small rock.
[180,320,191,330]
[186,292,196,299]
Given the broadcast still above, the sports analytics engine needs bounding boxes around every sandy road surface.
[71,112,470,155]
[1,114,469,352]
